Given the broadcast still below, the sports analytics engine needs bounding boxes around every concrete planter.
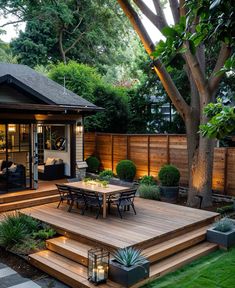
[109,259,150,287]
[207,221,235,249]
[160,186,179,203]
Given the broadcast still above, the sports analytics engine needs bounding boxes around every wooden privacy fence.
[84,133,235,196]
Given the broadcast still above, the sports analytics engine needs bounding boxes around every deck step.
[143,226,208,263]
[135,242,218,287]
[46,236,93,266]
[0,195,59,212]
[0,189,58,204]
[29,250,120,288]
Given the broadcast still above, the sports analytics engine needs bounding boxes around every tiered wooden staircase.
[0,189,59,213]
[29,225,218,288]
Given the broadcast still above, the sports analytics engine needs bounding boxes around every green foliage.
[139,176,156,186]
[0,218,28,248]
[138,184,160,200]
[10,238,45,255]
[33,228,56,240]
[158,165,180,186]
[85,84,129,133]
[98,170,114,181]
[49,61,101,103]
[49,62,130,133]
[116,160,136,181]
[200,99,235,139]
[86,156,100,173]
[113,247,146,267]
[216,205,234,214]
[4,0,140,72]
[214,217,234,232]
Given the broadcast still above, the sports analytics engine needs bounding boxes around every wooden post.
[111,134,114,172]
[147,135,150,176]
[94,132,98,156]
[224,148,228,195]
[126,135,129,159]
[166,135,170,164]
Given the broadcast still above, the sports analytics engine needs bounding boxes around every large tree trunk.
[185,94,215,208]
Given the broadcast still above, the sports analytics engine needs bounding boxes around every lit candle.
[92,268,97,280]
[97,265,104,281]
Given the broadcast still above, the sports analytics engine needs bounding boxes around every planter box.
[109,259,150,287]
[207,221,235,249]
[160,186,179,203]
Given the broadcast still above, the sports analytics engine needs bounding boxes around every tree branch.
[0,20,24,28]
[152,0,168,27]
[208,43,231,94]
[64,32,85,54]
[169,0,180,24]
[133,0,167,31]
[184,47,210,102]
[117,0,190,120]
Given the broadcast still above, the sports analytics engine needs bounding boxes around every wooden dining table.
[64,181,131,218]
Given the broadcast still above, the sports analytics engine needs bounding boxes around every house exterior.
[0,63,102,192]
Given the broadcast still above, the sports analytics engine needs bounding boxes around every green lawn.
[144,248,235,288]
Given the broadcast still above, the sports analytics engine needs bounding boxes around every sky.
[0,0,173,43]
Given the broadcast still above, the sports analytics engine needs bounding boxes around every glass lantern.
[88,248,109,284]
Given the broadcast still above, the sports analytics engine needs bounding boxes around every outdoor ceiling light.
[8,124,16,133]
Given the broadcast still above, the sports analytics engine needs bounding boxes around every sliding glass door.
[0,123,32,192]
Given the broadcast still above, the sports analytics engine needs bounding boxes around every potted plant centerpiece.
[158,164,180,203]
[109,247,149,287]
[207,217,235,249]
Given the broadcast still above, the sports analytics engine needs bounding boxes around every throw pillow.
[45,157,55,166]
[54,158,63,165]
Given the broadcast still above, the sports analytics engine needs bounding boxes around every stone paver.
[0,262,69,288]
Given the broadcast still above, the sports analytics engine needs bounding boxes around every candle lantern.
[88,248,109,285]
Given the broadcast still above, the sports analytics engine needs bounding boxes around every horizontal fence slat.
[84,133,235,196]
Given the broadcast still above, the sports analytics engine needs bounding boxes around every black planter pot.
[207,221,235,249]
[109,259,150,287]
[160,186,179,203]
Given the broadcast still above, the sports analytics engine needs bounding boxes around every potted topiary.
[109,247,149,287]
[116,160,136,182]
[207,217,235,249]
[158,164,180,203]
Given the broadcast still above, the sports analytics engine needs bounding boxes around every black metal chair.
[68,187,86,213]
[83,191,103,219]
[56,184,71,209]
[109,189,137,219]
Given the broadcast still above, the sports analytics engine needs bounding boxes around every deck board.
[21,198,218,249]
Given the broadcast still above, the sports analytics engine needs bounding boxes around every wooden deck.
[21,198,218,249]
[19,199,219,288]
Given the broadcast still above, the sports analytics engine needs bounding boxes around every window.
[44,125,67,151]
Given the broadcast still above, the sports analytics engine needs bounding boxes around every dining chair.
[109,188,137,219]
[83,191,103,219]
[68,187,86,213]
[56,184,71,209]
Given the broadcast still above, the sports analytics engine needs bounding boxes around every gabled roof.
[0,63,101,111]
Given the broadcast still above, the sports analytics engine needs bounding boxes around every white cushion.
[45,157,55,166]
[8,163,17,173]
[38,165,45,173]
[54,158,63,165]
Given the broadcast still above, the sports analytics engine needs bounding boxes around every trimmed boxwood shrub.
[99,170,114,181]
[86,156,100,173]
[139,175,156,186]
[116,160,136,181]
[158,165,180,186]
[138,184,160,200]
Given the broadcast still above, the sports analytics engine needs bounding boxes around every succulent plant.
[213,217,234,233]
[113,247,146,267]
